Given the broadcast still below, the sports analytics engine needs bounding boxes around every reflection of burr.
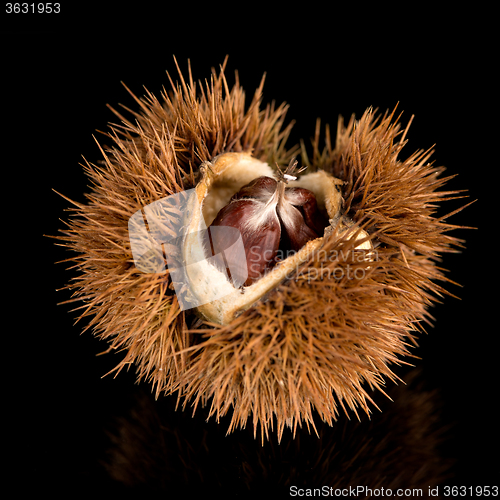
[102,368,454,493]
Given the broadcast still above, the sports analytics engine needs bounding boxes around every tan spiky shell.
[56,58,466,441]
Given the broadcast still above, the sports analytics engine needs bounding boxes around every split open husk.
[181,152,372,325]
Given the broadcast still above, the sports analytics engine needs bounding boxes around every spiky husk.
[56,59,465,441]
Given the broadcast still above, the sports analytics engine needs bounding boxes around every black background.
[3,6,496,497]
